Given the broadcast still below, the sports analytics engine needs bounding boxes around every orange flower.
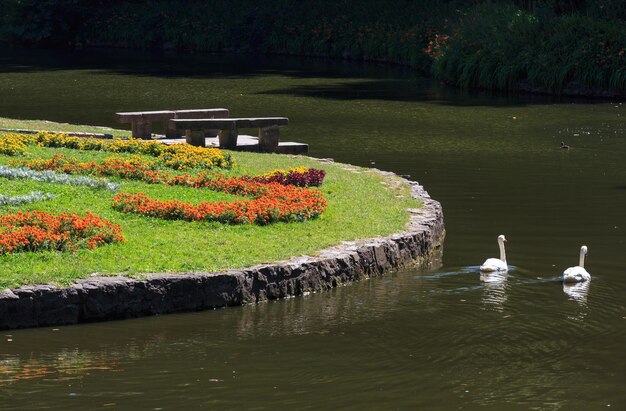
[0,211,124,255]
[112,177,327,225]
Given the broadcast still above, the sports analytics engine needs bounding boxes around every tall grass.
[434,4,537,90]
[430,3,626,93]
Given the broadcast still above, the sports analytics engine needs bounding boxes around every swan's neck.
[579,250,586,268]
[498,240,507,264]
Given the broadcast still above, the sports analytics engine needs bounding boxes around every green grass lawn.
[0,120,421,289]
[0,117,131,137]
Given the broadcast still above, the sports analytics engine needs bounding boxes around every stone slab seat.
[167,109,229,139]
[115,108,229,139]
[171,117,289,151]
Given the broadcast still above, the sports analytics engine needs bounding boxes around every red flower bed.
[247,168,326,187]
[15,154,167,184]
[0,211,124,254]
[112,179,327,225]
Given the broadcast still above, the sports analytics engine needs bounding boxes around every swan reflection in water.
[563,280,590,305]
[479,271,509,310]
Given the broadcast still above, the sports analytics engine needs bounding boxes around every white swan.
[563,245,591,283]
[480,235,508,272]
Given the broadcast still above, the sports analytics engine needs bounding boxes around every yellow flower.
[8,132,235,170]
[0,133,29,156]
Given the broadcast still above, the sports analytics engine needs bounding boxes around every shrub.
[431,4,537,90]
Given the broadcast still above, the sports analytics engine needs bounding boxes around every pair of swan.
[479,235,591,283]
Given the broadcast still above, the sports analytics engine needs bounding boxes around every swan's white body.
[563,245,591,283]
[480,235,508,272]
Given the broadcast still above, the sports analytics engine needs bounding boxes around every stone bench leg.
[218,124,239,149]
[185,130,206,147]
[131,119,152,139]
[165,119,182,138]
[258,126,279,152]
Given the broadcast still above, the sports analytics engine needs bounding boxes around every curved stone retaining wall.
[0,177,444,330]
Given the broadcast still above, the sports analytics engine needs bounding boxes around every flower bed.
[14,154,163,184]
[13,154,328,225]
[0,210,124,254]
[0,132,331,273]
[0,133,28,156]
[4,132,235,170]
[247,166,326,187]
[112,177,327,224]
[15,154,325,187]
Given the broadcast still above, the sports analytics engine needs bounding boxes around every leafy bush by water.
[2,2,625,98]
[430,3,626,93]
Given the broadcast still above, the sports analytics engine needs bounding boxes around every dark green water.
[1,48,625,410]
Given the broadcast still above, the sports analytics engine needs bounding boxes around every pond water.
[0,48,625,410]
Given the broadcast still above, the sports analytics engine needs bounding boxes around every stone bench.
[171,117,289,151]
[115,109,229,139]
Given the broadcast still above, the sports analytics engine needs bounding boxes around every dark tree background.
[2,0,625,94]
